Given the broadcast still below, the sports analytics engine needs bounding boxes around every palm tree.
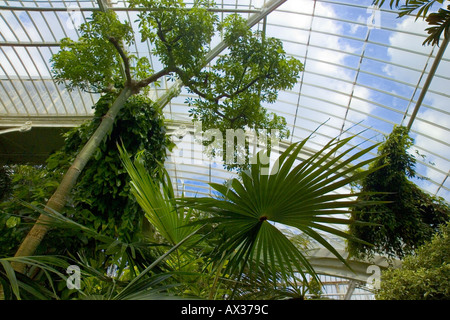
[173,133,385,296]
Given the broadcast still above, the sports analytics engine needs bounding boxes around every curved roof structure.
[0,0,447,298]
[1,0,448,201]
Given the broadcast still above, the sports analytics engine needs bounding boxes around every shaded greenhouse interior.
[0,0,448,300]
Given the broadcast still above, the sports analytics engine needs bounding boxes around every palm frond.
[398,0,442,19]
[118,143,201,247]
[372,0,449,46]
[372,0,402,9]
[113,227,200,300]
[424,5,450,46]
[0,255,73,300]
[179,133,384,287]
[373,0,441,18]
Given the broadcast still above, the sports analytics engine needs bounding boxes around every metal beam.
[247,0,287,28]
[306,247,402,283]
[343,280,358,300]
[0,115,92,127]
[407,30,449,131]
[0,5,259,13]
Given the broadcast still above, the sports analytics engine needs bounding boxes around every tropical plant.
[373,0,449,46]
[12,8,178,270]
[376,222,450,300]
[47,93,172,243]
[2,94,172,283]
[185,13,303,169]
[0,201,199,300]
[0,165,61,258]
[227,262,323,300]
[117,143,201,247]
[118,144,233,299]
[176,132,384,297]
[14,0,302,271]
[348,126,450,259]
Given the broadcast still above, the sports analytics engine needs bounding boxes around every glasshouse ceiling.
[0,0,449,202]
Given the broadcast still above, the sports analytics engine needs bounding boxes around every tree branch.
[213,105,229,121]
[155,17,177,67]
[135,67,172,89]
[108,36,132,85]
[216,75,263,101]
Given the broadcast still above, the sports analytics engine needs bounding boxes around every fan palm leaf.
[179,134,385,286]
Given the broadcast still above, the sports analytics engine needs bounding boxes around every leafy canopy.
[50,1,303,173]
[46,93,172,243]
[187,14,303,136]
[51,10,136,93]
[131,0,218,75]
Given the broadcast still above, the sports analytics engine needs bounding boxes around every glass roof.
[0,0,449,203]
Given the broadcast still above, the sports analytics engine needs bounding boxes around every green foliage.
[186,14,302,169]
[424,4,450,46]
[51,2,302,173]
[179,133,383,292]
[376,222,450,300]
[348,126,450,259]
[4,1,315,300]
[47,93,172,243]
[0,255,72,300]
[51,10,135,93]
[131,0,217,74]
[118,144,200,246]
[0,165,61,258]
[0,206,199,300]
[1,92,171,263]
[0,167,11,201]
[2,133,384,300]
[373,0,442,18]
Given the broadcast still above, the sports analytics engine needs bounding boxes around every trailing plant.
[348,125,450,259]
[2,93,171,272]
[47,93,172,243]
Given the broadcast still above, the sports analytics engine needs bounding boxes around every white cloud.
[267,0,375,148]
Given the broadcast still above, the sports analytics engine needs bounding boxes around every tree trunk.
[12,87,132,274]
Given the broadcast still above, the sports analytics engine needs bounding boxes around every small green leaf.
[5,216,20,228]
